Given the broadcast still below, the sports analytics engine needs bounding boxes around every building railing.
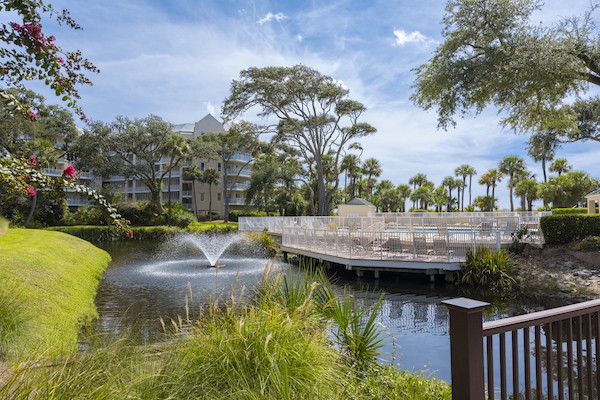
[443,297,600,400]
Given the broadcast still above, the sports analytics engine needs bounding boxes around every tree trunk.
[25,190,37,225]
[509,176,514,212]
[191,179,197,219]
[468,176,473,208]
[208,183,213,221]
[167,168,172,226]
[223,172,229,222]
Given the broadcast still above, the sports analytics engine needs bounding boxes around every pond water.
[94,240,572,383]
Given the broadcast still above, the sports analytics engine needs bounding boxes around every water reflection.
[94,242,573,382]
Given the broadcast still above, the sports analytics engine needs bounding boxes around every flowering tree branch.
[0,0,98,121]
[0,155,130,234]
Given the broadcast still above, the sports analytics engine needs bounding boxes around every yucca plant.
[458,247,516,292]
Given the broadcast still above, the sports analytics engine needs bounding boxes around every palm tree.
[441,176,455,211]
[527,131,558,183]
[183,164,203,219]
[483,169,504,211]
[513,170,534,210]
[341,154,362,200]
[498,155,526,211]
[200,168,220,221]
[454,178,464,211]
[163,134,191,225]
[408,173,428,208]
[455,164,476,211]
[396,184,412,212]
[549,158,572,176]
[514,178,539,211]
[362,157,382,199]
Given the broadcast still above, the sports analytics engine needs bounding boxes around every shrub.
[540,214,600,244]
[62,206,107,226]
[186,222,238,234]
[458,248,516,292]
[46,225,124,242]
[576,236,600,252]
[166,203,197,228]
[228,209,268,222]
[118,201,158,225]
[349,365,451,400]
[551,208,588,215]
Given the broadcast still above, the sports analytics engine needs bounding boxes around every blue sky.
[11,0,600,209]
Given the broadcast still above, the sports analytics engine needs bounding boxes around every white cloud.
[392,29,427,46]
[296,33,303,41]
[205,102,217,117]
[257,12,287,25]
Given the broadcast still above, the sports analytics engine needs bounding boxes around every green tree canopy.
[73,115,189,215]
[412,0,600,140]
[222,65,376,216]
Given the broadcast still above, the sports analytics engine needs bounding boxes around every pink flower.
[62,165,76,178]
[26,187,36,197]
[57,57,65,64]
[80,113,88,122]
[0,68,8,75]
[28,111,39,120]
[29,155,37,166]
[128,229,134,238]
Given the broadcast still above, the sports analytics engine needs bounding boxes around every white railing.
[281,226,511,262]
[239,212,547,261]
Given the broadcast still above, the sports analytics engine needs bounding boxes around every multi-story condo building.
[103,114,254,219]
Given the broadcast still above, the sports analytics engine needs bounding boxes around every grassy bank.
[0,229,111,362]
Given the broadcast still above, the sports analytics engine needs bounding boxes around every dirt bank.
[515,242,600,301]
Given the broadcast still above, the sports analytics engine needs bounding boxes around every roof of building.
[346,198,375,206]
[173,114,224,137]
[586,188,600,197]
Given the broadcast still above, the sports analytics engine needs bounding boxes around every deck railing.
[238,212,546,245]
[443,297,600,400]
[281,226,511,262]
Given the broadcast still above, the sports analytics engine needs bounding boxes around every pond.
[93,239,572,383]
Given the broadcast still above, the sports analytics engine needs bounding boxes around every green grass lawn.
[0,229,111,362]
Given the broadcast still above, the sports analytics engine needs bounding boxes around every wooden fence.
[443,297,600,399]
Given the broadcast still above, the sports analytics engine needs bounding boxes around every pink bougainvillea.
[28,155,37,166]
[26,187,36,197]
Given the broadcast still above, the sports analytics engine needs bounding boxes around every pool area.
[239,212,548,279]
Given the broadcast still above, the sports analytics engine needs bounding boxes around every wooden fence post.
[442,297,490,400]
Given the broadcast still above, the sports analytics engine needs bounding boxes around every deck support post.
[442,298,489,400]
[355,269,363,278]
[373,270,380,279]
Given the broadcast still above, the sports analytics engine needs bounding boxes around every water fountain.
[167,232,241,267]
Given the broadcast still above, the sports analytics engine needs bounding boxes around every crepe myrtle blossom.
[0,155,130,235]
[62,164,75,178]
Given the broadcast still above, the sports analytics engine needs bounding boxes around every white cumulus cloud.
[257,12,288,25]
[392,29,427,46]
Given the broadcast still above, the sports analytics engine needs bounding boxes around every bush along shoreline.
[0,261,451,399]
[46,221,239,243]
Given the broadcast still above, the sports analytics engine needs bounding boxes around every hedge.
[551,208,588,215]
[540,214,600,244]
[228,210,268,222]
[47,225,182,243]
